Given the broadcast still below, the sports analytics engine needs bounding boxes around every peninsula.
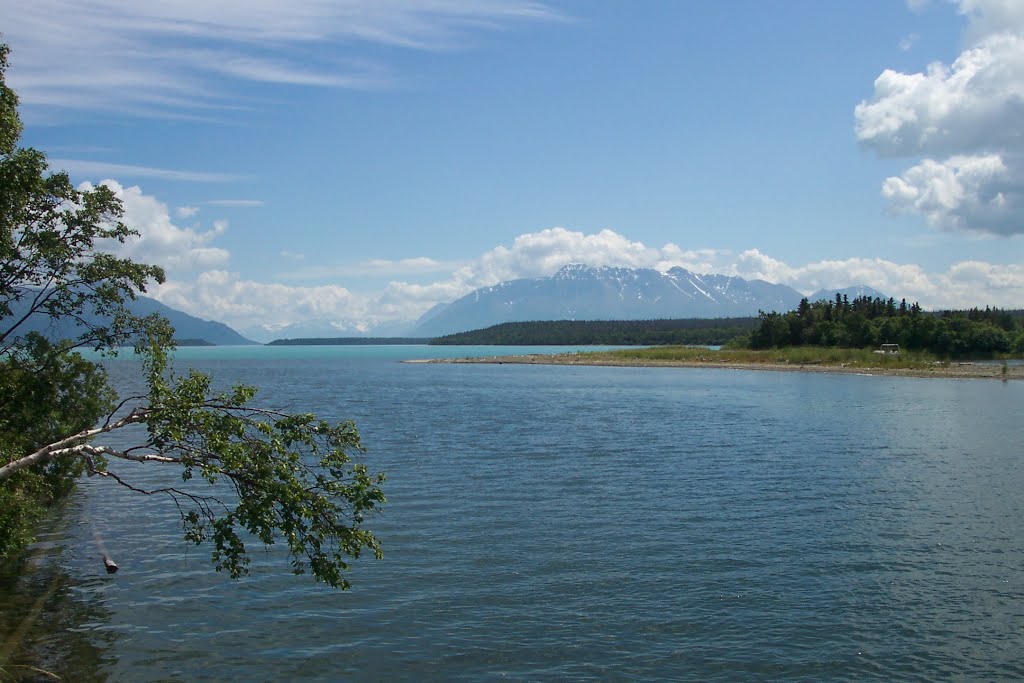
[431,347,1023,381]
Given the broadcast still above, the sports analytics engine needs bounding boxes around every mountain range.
[8,291,256,346]
[410,264,885,337]
[7,268,887,343]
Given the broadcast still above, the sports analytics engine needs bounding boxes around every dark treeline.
[748,295,1024,356]
[267,337,431,346]
[430,318,760,346]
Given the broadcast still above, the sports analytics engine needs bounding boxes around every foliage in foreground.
[0,44,383,588]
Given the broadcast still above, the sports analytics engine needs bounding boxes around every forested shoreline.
[747,296,1024,357]
[425,300,1024,358]
[430,318,759,346]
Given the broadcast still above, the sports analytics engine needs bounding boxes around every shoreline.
[427,354,1024,380]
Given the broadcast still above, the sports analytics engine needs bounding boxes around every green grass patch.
[576,345,946,370]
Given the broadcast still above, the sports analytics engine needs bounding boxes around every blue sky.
[3,0,1022,337]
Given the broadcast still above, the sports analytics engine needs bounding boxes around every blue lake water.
[3,345,1023,681]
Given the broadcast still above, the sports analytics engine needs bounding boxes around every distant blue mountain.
[7,290,256,345]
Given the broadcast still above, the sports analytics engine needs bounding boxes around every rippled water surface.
[3,346,1023,681]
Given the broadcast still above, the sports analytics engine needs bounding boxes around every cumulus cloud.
[731,249,934,298]
[156,271,361,326]
[376,228,729,313]
[855,34,1024,158]
[465,227,722,285]
[146,227,730,331]
[880,154,1019,233]
[135,227,1024,332]
[856,0,1024,235]
[729,248,1024,309]
[84,180,231,270]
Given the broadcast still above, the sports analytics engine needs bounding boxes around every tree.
[0,45,384,588]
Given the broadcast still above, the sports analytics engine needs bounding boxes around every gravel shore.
[429,354,1024,380]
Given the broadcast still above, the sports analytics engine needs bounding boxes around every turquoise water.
[93,343,635,362]
[4,346,1023,681]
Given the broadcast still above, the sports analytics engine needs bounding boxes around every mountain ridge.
[411,264,887,337]
[7,291,256,346]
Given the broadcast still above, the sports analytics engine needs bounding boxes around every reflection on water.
[3,347,1024,681]
[0,496,118,682]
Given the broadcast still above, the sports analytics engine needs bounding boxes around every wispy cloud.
[285,256,460,280]
[205,199,266,207]
[1,0,563,118]
[50,159,246,183]
[898,32,920,51]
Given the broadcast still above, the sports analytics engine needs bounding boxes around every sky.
[2,0,1022,337]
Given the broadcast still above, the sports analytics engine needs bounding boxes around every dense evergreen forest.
[430,318,760,346]
[747,295,1024,356]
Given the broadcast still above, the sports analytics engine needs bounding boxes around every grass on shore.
[577,346,949,370]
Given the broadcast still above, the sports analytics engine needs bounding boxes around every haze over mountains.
[19,266,882,344]
[408,264,885,338]
[11,291,256,346]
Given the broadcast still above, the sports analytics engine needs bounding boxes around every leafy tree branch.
[0,44,384,588]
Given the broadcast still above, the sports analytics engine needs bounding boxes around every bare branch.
[0,408,151,481]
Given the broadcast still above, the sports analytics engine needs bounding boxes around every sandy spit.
[424,354,1024,381]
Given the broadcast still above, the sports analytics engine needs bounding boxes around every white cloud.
[1,0,563,118]
[880,154,1020,233]
[899,33,920,51]
[465,227,723,286]
[205,199,265,207]
[146,227,730,330]
[855,34,1024,159]
[959,0,1024,42]
[176,205,200,219]
[856,0,1024,235]
[373,228,729,315]
[85,180,231,270]
[156,271,361,325]
[730,249,936,300]
[365,257,448,272]
[52,159,244,183]
[729,249,1024,310]
[135,227,1024,332]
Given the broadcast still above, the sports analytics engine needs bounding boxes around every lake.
[3,345,1023,681]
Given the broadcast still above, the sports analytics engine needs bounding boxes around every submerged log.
[101,554,119,574]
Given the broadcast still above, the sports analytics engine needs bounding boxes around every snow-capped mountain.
[411,264,815,337]
[242,318,415,344]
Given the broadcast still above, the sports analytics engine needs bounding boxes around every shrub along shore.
[432,346,1023,380]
